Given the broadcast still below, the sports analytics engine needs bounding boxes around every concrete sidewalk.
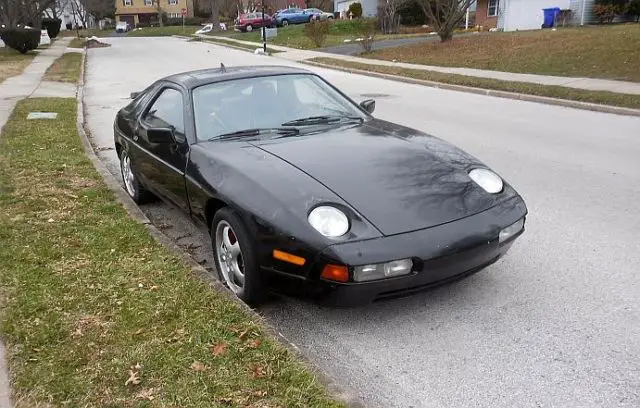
[0,35,73,408]
[206,35,640,96]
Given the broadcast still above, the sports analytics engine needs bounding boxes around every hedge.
[0,27,41,54]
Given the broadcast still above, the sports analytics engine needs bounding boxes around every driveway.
[84,37,640,408]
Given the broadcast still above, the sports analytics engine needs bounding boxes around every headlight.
[469,168,503,194]
[353,258,413,282]
[499,218,525,243]
[308,206,349,237]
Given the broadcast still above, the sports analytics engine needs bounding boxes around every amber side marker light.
[321,264,349,283]
[273,250,306,266]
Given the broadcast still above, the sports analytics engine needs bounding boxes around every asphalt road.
[84,37,640,408]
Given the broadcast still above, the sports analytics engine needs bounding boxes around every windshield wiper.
[210,127,299,141]
[281,115,364,127]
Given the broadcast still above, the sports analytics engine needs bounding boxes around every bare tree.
[378,0,409,34]
[1,0,58,27]
[79,0,114,20]
[415,0,475,41]
[154,0,164,27]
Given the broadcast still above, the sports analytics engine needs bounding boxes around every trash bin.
[542,7,561,28]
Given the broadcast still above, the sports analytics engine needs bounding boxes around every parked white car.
[115,21,131,33]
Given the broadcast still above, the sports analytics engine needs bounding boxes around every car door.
[135,85,190,212]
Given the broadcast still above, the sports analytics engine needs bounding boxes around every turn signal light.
[273,250,306,266]
[321,264,349,283]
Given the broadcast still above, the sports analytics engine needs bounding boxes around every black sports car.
[113,65,527,306]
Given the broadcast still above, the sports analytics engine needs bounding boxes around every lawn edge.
[78,48,364,408]
[178,35,278,56]
[302,60,640,118]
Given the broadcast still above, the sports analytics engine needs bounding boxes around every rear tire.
[211,208,267,306]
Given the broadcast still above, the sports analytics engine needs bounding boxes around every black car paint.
[114,66,527,305]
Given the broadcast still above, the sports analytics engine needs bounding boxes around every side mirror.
[130,91,140,99]
[147,127,175,143]
[360,99,375,114]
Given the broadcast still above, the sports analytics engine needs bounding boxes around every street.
[84,37,640,408]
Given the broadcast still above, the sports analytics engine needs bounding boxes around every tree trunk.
[157,2,164,27]
[210,0,220,31]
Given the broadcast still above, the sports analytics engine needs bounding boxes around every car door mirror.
[130,91,140,99]
[360,99,375,114]
[147,127,175,143]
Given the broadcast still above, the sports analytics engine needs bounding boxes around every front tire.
[119,148,155,204]
[246,24,253,32]
[212,208,267,306]
[282,19,289,26]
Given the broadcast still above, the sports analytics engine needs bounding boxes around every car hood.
[252,120,520,236]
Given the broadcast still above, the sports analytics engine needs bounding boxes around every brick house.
[115,0,195,27]
[475,0,500,29]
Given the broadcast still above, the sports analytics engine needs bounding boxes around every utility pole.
[261,0,267,53]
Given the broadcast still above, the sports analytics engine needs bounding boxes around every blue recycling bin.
[543,7,561,27]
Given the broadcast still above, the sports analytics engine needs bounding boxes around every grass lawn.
[198,37,281,54]
[0,48,36,83]
[68,37,86,48]
[220,23,425,50]
[310,57,640,110]
[127,25,203,37]
[43,53,83,83]
[366,24,640,82]
[0,97,342,407]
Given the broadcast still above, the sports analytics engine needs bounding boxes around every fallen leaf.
[134,329,144,336]
[191,361,207,372]
[248,339,262,349]
[134,363,142,370]
[125,370,141,386]
[150,285,159,290]
[252,390,267,397]
[219,397,234,405]
[47,218,55,223]
[238,329,249,340]
[211,342,227,357]
[249,364,266,378]
[136,387,155,401]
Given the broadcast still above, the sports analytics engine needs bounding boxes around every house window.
[168,0,177,5]
[144,0,152,5]
[487,0,499,17]
[123,0,132,6]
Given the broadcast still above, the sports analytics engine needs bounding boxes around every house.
[333,0,377,18]
[43,0,96,30]
[115,0,194,27]
[474,0,625,31]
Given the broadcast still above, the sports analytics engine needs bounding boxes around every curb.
[302,60,640,118]
[78,48,364,408]
[184,36,276,56]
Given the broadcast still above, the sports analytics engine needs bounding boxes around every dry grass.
[367,24,640,82]
[310,57,640,110]
[0,98,342,408]
[68,37,86,48]
[43,53,83,83]
[0,48,35,83]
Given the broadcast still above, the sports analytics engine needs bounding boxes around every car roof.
[161,65,314,89]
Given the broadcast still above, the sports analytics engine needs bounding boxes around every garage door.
[503,0,570,31]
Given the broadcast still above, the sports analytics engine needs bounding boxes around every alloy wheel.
[120,152,137,197]
[215,220,245,294]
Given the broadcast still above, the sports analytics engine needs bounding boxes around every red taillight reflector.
[273,250,306,266]
[321,264,349,283]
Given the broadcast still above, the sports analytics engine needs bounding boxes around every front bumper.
[315,196,527,306]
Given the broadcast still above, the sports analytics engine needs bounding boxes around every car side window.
[144,88,185,135]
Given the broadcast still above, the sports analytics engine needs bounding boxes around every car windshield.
[192,73,367,141]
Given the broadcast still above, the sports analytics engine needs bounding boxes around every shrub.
[0,27,41,54]
[352,18,376,53]
[41,18,62,38]
[593,4,621,23]
[347,2,363,18]
[166,17,208,26]
[304,19,331,47]
[628,0,640,22]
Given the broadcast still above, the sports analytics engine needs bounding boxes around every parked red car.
[234,12,274,32]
